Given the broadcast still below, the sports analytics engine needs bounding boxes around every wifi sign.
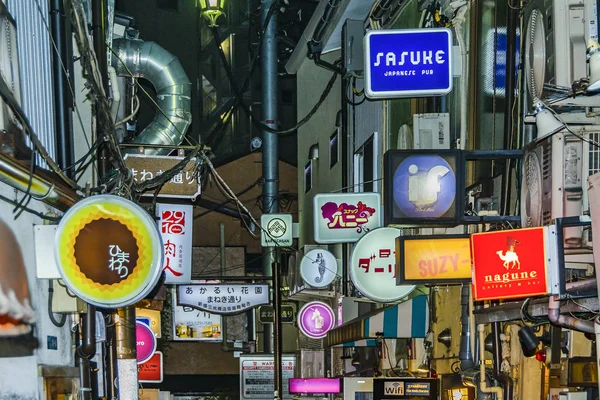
[383,382,405,396]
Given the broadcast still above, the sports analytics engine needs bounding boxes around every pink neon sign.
[289,378,341,394]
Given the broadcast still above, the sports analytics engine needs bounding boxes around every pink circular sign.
[297,301,335,339]
[136,321,157,364]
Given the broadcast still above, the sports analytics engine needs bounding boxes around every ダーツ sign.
[178,284,270,315]
[364,28,453,99]
[350,227,415,303]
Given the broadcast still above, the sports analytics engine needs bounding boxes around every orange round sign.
[55,195,163,308]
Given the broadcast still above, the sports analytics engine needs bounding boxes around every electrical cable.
[48,280,67,327]
[544,101,600,149]
[0,73,80,190]
[0,192,58,221]
[33,0,97,174]
[211,26,339,136]
[68,0,131,181]
[194,178,262,219]
[114,95,140,127]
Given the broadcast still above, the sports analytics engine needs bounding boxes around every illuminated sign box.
[364,28,453,99]
[289,378,341,394]
[373,378,439,400]
[384,150,463,225]
[471,227,550,301]
[396,235,471,285]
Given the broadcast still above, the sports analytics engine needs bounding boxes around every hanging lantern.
[198,0,226,27]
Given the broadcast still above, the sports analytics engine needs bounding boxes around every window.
[304,161,312,193]
[330,131,339,169]
[354,133,379,193]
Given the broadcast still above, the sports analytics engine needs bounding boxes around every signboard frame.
[364,28,453,99]
[471,226,550,301]
[138,351,163,383]
[123,154,201,200]
[383,149,464,226]
[257,303,297,324]
[312,192,382,244]
[289,378,342,394]
[396,234,472,285]
[240,354,296,400]
[261,214,293,247]
[177,283,270,315]
[373,378,439,399]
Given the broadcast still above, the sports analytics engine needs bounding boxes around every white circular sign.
[300,249,337,288]
[350,227,415,302]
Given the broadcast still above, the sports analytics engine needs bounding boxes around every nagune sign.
[396,235,471,285]
[313,193,382,243]
[471,227,549,301]
[384,150,461,225]
[364,28,453,99]
[55,195,164,309]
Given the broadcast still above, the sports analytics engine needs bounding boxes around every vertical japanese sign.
[349,227,415,303]
[157,204,193,284]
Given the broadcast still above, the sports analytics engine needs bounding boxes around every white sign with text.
[177,284,270,315]
[157,204,193,284]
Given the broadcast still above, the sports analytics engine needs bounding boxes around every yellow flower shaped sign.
[55,195,163,308]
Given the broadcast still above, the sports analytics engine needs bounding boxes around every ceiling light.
[198,0,226,27]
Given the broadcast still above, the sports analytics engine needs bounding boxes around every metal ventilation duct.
[112,38,192,155]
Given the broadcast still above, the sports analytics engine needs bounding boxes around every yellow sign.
[136,308,162,338]
[396,235,472,284]
[55,195,163,308]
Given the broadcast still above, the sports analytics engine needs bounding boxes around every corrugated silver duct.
[6,0,57,167]
[111,38,191,155]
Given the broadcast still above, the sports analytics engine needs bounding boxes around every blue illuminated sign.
[364,28,453,99]
[393,155,456,218]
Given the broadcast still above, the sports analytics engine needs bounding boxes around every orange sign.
[396,235,471,285]
[471,227,548,301]
[138,351,163,383]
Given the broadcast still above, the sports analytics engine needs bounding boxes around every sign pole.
[273,261,283,399]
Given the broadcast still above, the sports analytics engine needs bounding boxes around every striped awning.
[325,295,428,347]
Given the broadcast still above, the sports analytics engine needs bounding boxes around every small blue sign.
[364,28,453,99]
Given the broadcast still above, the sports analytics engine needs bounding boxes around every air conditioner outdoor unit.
[413,113,450,150]
[521,130,585,247]
[523,0,596,111]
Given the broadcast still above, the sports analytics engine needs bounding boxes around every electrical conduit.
[478,324,503,399]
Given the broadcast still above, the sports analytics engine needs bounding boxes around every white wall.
[0,182,73,400]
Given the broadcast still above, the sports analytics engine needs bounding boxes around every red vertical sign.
[138,351,163,383]
[471,227,548,301]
